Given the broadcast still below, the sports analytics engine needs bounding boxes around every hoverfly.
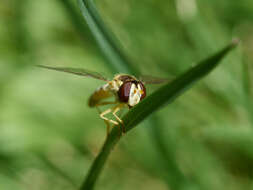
[37,65,170,134]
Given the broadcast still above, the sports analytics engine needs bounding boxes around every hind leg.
[95,100,118,135]
[99,107,123,136]
[112,104,126,133]
[99,108,119,125]
[95,102,126,135]
[96,106,111,137]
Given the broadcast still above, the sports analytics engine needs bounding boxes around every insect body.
[89,74,146,108]
[37,65,169,134]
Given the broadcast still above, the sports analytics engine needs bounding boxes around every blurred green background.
[1,0,253,189]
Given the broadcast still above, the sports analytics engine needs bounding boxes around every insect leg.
[100,108,119,126]
[112,104,126,133]
[96,106,111,137]
[96,101,121,136]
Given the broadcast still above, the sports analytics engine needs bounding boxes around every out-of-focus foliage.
[0,0,252,190]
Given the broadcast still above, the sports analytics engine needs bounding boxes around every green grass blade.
[77,0,139,74]
[146,116,196,189]
[123,39,239,131]
[76,1,186,188]
[80,40,239,190]
[58,0,97,50]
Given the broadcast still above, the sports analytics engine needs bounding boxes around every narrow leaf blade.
[78,0,138,74]
[80,40,239,190]
[124,39,239,131]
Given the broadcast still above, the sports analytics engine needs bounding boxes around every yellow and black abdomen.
[88,86,113,107]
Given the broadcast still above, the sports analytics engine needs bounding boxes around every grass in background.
[0,0,252,190]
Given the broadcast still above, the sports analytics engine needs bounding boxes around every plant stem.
[79,40,238,190]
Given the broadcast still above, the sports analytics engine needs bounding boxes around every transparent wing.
[37,65,109,81]
[139,75,173,84]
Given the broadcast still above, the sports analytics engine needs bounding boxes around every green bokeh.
[0,0,252,189]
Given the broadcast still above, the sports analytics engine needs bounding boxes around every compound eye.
[138,82,146,100]
[118,81,132,103]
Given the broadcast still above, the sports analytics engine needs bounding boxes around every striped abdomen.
[88,85,113,107]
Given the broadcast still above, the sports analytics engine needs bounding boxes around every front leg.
[100,108,119,125]
[96,106,111,137]
[112,104,127,133]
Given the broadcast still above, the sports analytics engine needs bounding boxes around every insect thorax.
[88,78,123,107]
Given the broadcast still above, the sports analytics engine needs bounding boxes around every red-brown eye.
[139,82,146,100]
[118,81,132,102]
